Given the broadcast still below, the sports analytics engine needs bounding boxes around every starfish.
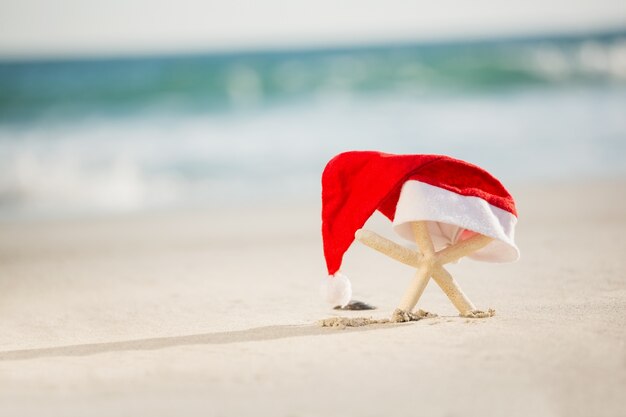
[355,221,496,322]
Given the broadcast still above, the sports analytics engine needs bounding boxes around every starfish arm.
[431,265,476,315]
[355,229,421,267]
[436,234,493,265]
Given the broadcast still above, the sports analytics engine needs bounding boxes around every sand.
[318,308,436,328]
[1,180,625,417]
[461,308,496,318]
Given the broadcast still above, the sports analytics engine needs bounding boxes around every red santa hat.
[320,151,519,307]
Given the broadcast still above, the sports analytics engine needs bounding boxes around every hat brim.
[391,180,520,263]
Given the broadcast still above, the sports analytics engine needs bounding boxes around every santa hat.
[320,151,519,307]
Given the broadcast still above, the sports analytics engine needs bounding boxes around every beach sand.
[0,180,625,417]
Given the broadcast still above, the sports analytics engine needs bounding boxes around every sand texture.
[318,308,436,328]
[1,181,625,417]
[461,309,496,318]
[318,316,391,328]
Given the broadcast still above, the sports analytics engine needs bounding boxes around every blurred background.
[1,0,625,218]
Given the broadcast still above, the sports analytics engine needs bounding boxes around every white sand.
[1,181,625,417]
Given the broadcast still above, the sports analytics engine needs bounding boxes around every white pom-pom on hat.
[320,272,352,307]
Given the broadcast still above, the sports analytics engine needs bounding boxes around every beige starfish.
[355,221,496,322]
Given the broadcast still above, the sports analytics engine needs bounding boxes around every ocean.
[1,31,625,217]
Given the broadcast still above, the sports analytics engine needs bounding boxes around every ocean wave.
[1,32,626,123]
[0,87,624,217]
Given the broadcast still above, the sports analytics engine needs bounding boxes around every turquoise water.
[1,31,625,216]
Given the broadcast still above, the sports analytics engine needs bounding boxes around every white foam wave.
[1,87,625,217]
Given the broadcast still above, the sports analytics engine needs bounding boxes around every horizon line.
[1,25,625,65]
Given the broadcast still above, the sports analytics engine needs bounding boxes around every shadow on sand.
[0,322,405,361]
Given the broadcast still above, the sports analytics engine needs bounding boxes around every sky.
[0,0,625,58]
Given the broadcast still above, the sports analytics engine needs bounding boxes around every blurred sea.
[1,30,625,217]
